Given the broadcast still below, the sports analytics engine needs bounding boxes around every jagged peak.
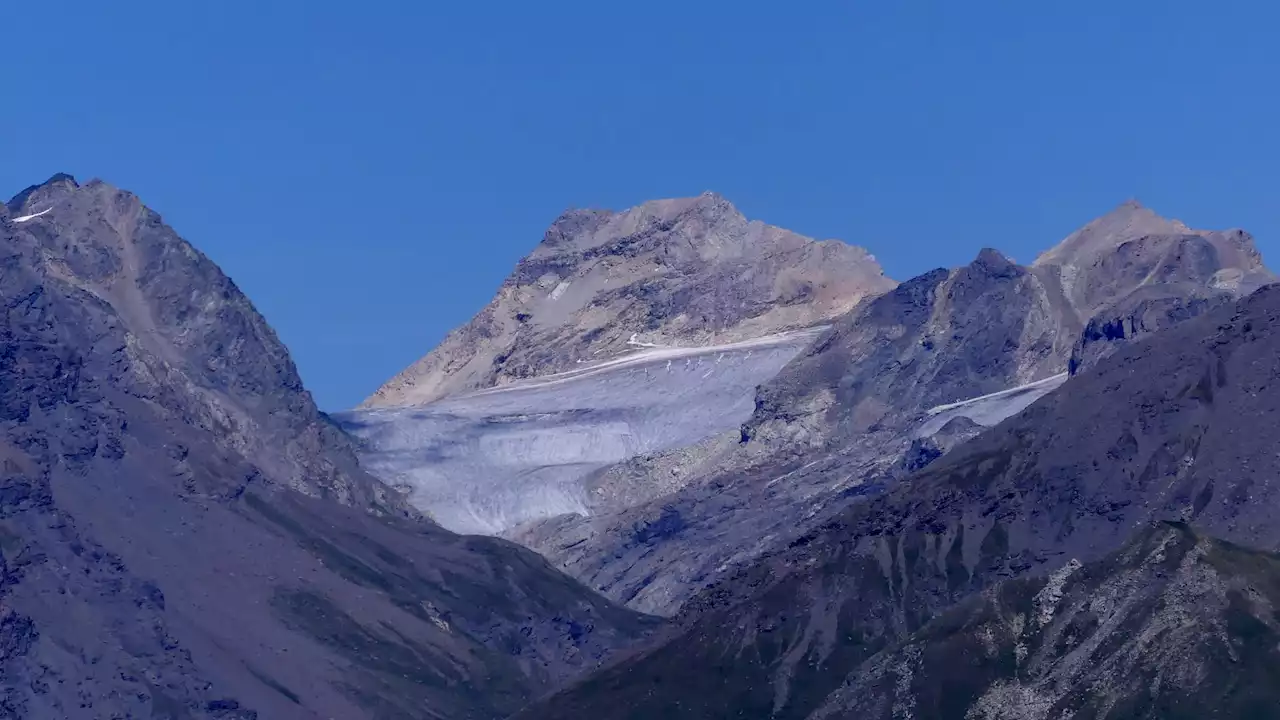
[534,191,748,257]
[628,190,741,227]
[1033,199,1192,268]
[972,247,1016,270]
[7,172,80,216]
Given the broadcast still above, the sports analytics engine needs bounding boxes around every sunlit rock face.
[361,192,893,408]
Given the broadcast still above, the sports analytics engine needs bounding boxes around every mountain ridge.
[518,280,1280,719]
[361,191,894,407]
[0,174,657,719]
[502,200,1274,616]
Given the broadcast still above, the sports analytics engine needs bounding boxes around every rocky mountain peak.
[641,190,734,221]
[1033,198,1191,268]
[532,191,748,262]
[6,172,79,218]
[969,247,1019,277]
[363,194,894,407]
[3,176,406,513]
[1029,200,1274,323]
[0,174,658,719]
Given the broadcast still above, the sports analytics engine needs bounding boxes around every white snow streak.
[627,333,663,348]
[925,373,1069,416]
[10,207,51,223]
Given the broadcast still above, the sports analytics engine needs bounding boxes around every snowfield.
[917,372,1069,437]
[335,328,826,534]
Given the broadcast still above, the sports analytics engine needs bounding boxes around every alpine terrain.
[0,175,657,720]
[7,171,1279,720]
[351,196,1273,619]
[338,193,894,535]
[522,269,1280,720]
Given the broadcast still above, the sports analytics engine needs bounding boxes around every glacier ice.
[335,330,824,535]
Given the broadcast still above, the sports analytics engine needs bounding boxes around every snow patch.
[627,333,662,349]
[925,373,1069,416]
[10,207,51,223]
[917,372,1068,437]
[549,280,571,300]
[337,327,827,534]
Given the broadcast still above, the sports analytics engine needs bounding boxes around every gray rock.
[809,522,1280,720]
[518,282,1280,719]
[0,175,657,719]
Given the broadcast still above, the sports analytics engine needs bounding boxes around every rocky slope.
[519,281,1280,719]
[749,201,1272,448]
[508,201,1273,616]
[362,192,894,407]
[808,522,1280,720]
[0,175,657,719]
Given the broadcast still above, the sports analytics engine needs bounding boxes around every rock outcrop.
[518,282,1280,719]
[809,522,1280,720]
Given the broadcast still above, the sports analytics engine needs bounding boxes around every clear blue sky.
[3,1,1277,410]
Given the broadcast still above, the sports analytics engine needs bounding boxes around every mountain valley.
[355,196,1274,618]
[4,172,1280,720]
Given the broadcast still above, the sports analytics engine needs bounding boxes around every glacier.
[335,328,826,535]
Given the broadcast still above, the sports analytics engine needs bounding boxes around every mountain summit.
[362,193,894,407]
[1034,200,1272,319]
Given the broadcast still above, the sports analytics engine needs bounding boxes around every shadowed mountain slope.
[0,175,656,720]
[809,521,1280,720]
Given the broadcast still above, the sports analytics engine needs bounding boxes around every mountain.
[4,173,402,514]
[362,191,894,407]
[807,522,1280,720]
[0,175,656,719]
[339,194,892,535]
[751,201,1271,449]
[506,201,1273,616]
[527,522,1280,720]
[1033,200,1272,374]
[518,280,1280,719]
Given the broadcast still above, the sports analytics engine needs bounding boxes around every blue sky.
[3,1,1277,410]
